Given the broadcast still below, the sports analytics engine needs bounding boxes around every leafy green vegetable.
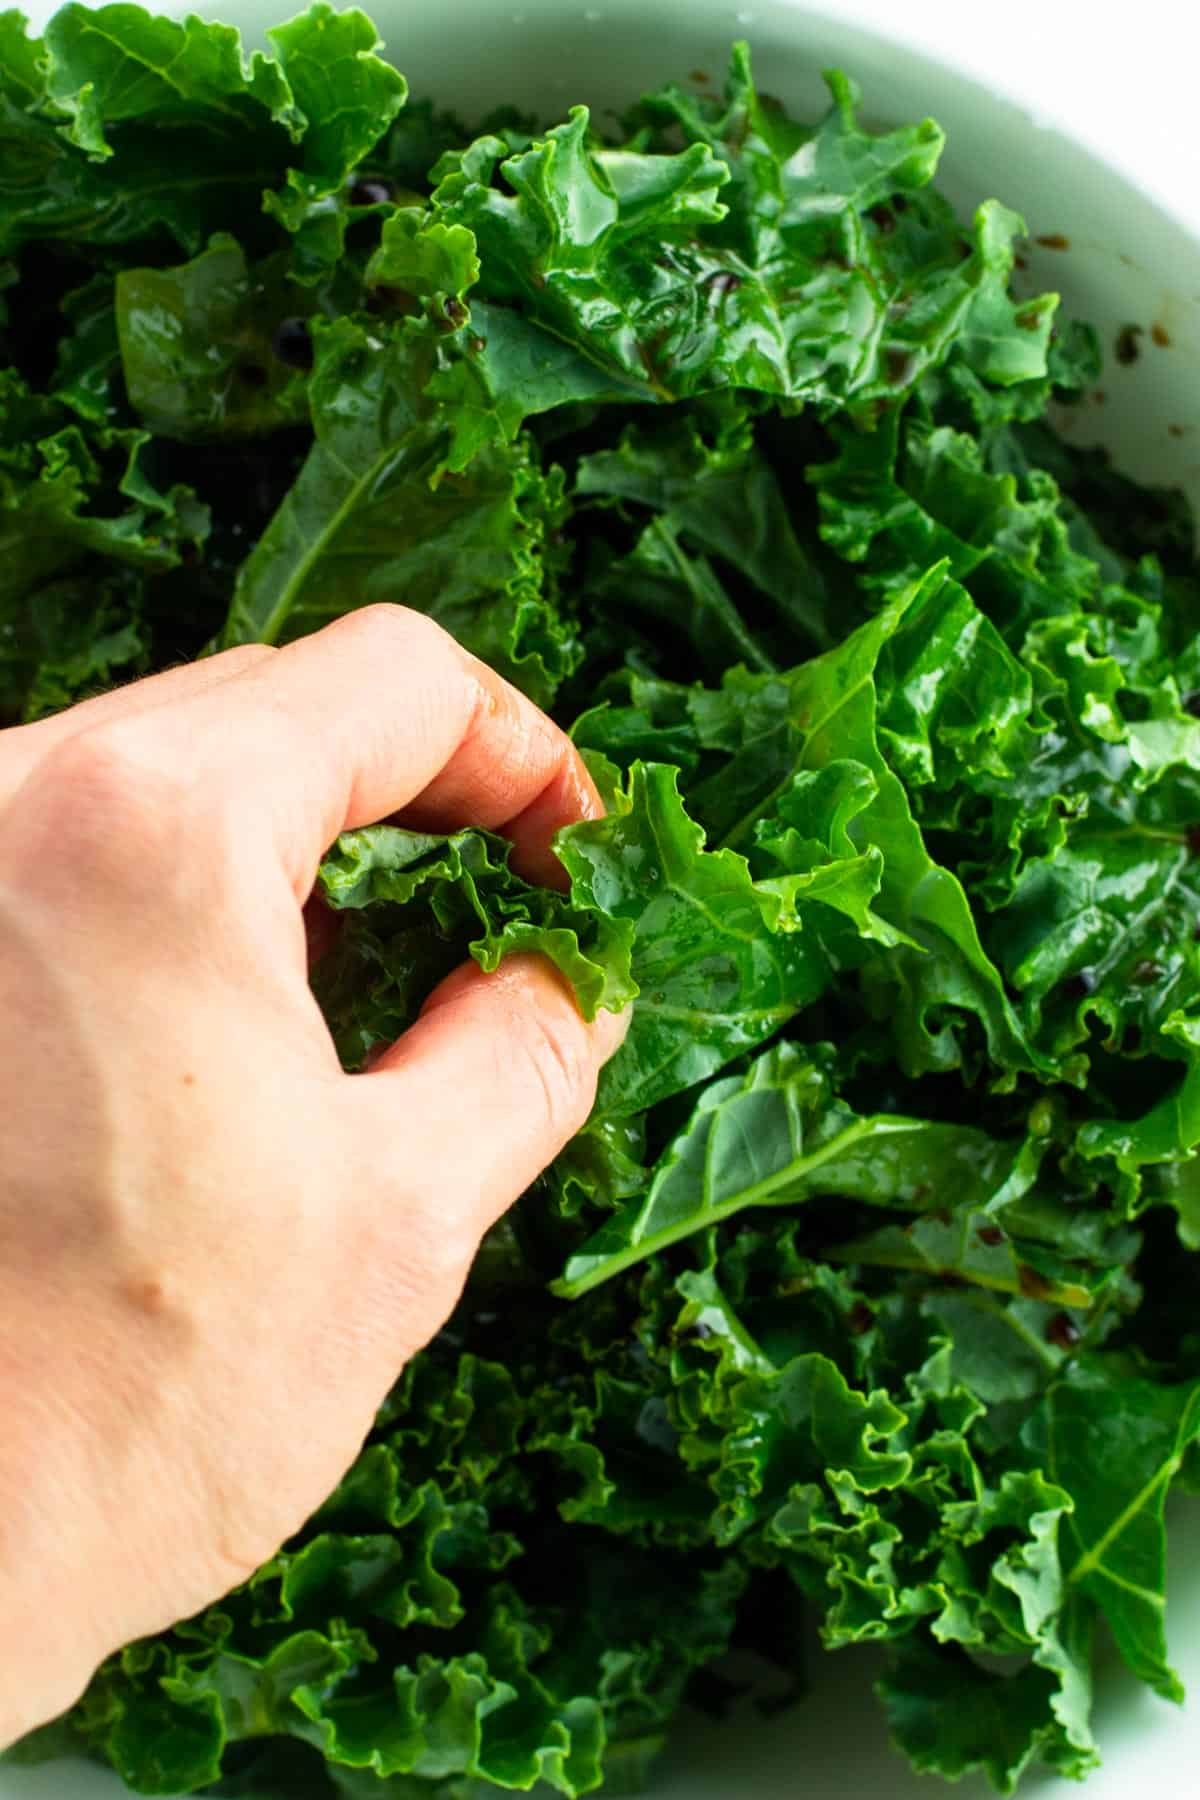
[559,760,845,1117]
[3,9,1199,1799]
[554,1041,1019,1298]
[1022,1360,1200,1702]
[260,5,408,281]
[115,236,319,440]
[1,4,300,255]
[219,311,579,706]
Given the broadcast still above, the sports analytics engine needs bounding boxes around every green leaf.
[0,9,47,108]
[956,201,1057,386]
[1022,1358,1200,1701]
[575,408,833,654]
[50,272,123,423]
[0,372,209,610]
[432,109,728,396]
[366,207,478,299]
[116,236,313,440]
[556,762,839,1118]
[554,1041,1017,1297]
[879,1634,1087,1794]
[263,5,407,280]
[267,5,405,191]
[42,2,302,159]
[584,513,777,681]
[1,5,402,263]
[220,314,579,706]
[752,760,912,947]
[16,567,148,721]
[688,566,1054,1080]
[0,8,297,255]
[319,822,636,1023]
[828,1209,1124,1312]
[426,302,657,474]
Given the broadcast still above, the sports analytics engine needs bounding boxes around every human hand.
[0,607,626,1747]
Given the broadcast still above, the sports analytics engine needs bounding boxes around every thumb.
[346,954,629,1240]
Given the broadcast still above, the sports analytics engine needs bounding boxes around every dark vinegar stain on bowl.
[1115,323,1144,365]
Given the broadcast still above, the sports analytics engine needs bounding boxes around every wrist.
[0,1330,117,1747]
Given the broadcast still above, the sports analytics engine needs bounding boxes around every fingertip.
[593,994,632,1065]
[419,952,628,1066]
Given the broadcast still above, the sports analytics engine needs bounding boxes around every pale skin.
[0,604,627,1748]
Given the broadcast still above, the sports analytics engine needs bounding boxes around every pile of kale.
[3,7,1200,1796]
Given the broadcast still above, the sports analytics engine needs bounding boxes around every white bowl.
[3,5,1199,1799]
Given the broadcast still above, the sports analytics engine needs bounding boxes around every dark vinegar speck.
[349,177,393,207]
[1115,324,1143,366]
[1045,1312,1082,1349]
[271,318,314,369]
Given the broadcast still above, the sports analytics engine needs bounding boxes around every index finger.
[73,607,602,894]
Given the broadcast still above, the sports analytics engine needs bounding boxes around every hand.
[0,606,626,1748]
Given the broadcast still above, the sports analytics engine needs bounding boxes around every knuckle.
[212,644,277,678]
[329,602,446,663]
[22,727,191,883]
[208,640,282,680]
[41,725,180,825]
